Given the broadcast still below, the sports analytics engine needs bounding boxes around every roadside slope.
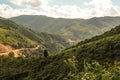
[0,25,120,80]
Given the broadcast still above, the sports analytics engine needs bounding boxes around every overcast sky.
[0,0,120,19]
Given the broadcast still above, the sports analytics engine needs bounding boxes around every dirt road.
[0,45,40,57]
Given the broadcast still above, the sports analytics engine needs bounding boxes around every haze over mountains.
[0,23,120,80]
[0,14,120,80]
[10,15,120,41]
[0,18,70,54]
[0,0,120,79]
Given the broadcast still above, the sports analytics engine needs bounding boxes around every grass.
[0,28,36,48]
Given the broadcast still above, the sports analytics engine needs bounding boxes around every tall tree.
[43,50,49,58]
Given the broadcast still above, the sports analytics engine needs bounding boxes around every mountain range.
[0,24,120,80]
[0,19,70,53]
[0,15,120,80]
[10,15,120,41]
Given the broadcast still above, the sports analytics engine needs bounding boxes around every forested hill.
[0,19,70,53]
[10,15,120,40]
[76,25,120,46]
[0,25,120,80]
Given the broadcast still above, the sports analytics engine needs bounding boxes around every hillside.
[0,19,70,53]
[0,25,120,80]
[0,20,37,49]
[38,32,71,52]
[10,15,120,40]
[76,25,120,46]
[0,17,5,20]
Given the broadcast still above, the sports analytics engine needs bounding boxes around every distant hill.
[0,25,120,80]
[0,17,6,20]
[10,15,120,40]
[76,25,120,46]
[0,19,36,49]
[0,19,70,53]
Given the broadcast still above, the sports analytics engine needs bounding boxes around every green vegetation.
[76,25,120,46]
[0,28,36,48]
[0,19,70,52]
[10,15,120,40]
[0,25,120,80]
[38,32,70,52]
[43,50,49,58]
[8,52,14,57]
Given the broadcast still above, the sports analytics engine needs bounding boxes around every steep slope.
[0,19,70,53]
[0,17,5,20]
[76,25,120,46]
[0,25,120,80]
[0,22,37,49]
[38,32,70,52]
[0,44,13,53]
[10,15,120,40]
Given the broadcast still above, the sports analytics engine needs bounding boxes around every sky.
[0,0,120,19]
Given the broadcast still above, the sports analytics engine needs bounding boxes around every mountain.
[38,32,71,52]
[0,19,70,53]
[0,17,5,20]
[0,19,37,49]
[0,25,120,80]
[10,15,120,40]
[76,25,120,46]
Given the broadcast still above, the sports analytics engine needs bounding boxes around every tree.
[8,51,14,57]
[43,50,49,58]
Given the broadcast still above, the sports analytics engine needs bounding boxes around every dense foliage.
[0,19,70,52]
[0,25,120,80]
[10,15,120,40]
[0,27,36,48]
[77,25,120,46]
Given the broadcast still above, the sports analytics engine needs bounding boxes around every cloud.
[0,0,120,18]
[41,0,120,19]
[0,4,20,18]
[0,4,46,18]
[84,0,120,17]
[9,0,51,7]
[41,5,91,18]
[84,0,112,8]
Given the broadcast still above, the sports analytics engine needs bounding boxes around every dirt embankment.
[0,44,13,53]
[0,44,40,57]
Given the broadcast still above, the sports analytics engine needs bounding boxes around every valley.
[0,19,70,53]
[0,0,120,80]
[10,15,120,40]
[0,16,120,80]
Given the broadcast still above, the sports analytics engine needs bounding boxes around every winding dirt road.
[0,45,40,57]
